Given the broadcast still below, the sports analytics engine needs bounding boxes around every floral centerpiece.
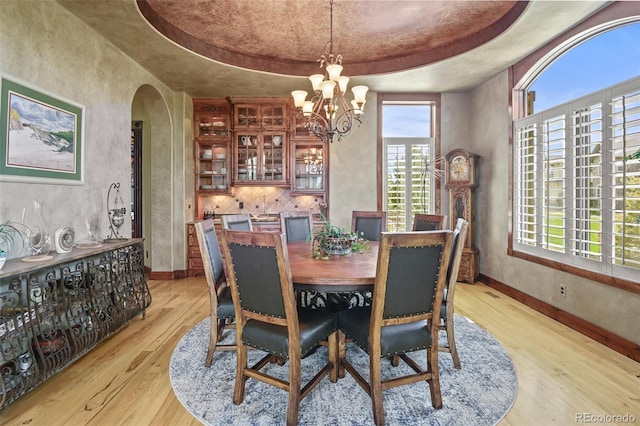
[311,215,369,259]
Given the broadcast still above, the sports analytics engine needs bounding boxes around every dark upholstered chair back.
[280,211,313,243]
[382,244,447,319]
[224,231,288,318]
[198,219,225,285]
[412,214,447,231]
[222,214,253,231]
[193,219,236,367]
[352,211,387,241]
[446,218,467,285]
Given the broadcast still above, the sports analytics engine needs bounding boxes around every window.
[514,77,640,281]
[380,98,439,231]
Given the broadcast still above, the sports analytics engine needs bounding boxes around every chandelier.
[291,0,369,143]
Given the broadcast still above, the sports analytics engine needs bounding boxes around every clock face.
[450,155,470,181]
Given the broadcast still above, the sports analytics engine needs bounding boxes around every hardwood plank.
[1,279,638,425]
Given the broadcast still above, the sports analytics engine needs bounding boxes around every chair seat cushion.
[217,286,235,319]
[242,308,337,358]
[339,307,432,357]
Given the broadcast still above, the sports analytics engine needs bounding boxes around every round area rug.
[170,315,517,425]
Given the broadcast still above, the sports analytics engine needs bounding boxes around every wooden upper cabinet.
[194,99,231,140]
[233,100,288,130]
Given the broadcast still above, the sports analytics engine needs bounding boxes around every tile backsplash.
[199,187,325,219]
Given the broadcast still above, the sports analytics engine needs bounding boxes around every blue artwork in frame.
[0,76,83,184]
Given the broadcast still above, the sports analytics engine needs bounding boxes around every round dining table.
[286,241,379,292]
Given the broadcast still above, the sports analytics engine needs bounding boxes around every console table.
[0,239,151,409]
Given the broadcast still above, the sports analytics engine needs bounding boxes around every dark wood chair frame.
[412,213,448,231]
[438,218,468,368]
[338,230,453,426]
[351,210,387,241]
[193,219,237,366]
[220,230,339,426]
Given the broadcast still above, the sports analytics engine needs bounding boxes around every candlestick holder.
[105,182,127,241]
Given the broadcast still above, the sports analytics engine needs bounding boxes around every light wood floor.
[2,278,639,425]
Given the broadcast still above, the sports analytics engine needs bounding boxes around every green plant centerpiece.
[311,215,370,259]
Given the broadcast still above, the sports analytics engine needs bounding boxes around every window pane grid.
[610,90,640,268]
[572,104,603,260]
[514,76,640,277]
[386,145,408,232]
[385,143,432,232]
[515,124,538,246]
[542,115,566,253]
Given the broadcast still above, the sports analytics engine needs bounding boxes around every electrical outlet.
[560,284,567,297]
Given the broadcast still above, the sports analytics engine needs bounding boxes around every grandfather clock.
[445,149,479,283]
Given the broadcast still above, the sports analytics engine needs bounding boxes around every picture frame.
[0,76,84,184]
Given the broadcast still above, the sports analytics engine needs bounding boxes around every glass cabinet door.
[235,133,260,182]
[235,132,286,184]
[194,100,230,139]
[197,144,229,191]
[292,142,325,193]
[235,104,259,128]
[262,132,286,182]
[260,103,286,129]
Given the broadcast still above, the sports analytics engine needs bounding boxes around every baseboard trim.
[146,269,188,280]
[478,273,640,362]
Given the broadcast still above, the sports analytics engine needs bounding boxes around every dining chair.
[438,218,468,368]
[338,230,453,426]
[220,230,339,426]
[280,210,314,242]
[221,213,253,231]
[193,219,236,367]
[351,210,387,241]
[412,213,447,231]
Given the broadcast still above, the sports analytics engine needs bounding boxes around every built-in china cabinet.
[232,99,289,186]
[188,97,329,276]
[193,99,232,196]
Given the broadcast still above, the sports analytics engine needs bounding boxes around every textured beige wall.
[470,71,640,344]
[329,97,378,230]
[0,1,182,272]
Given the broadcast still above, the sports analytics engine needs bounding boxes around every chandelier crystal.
[291,0,368,143]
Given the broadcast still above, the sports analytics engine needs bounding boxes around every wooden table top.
[287,241,378,292]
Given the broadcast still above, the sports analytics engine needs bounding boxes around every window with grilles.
[514,76,640,280]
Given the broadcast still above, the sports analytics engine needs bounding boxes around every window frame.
[376,93,442,223]
[512,76,640,292]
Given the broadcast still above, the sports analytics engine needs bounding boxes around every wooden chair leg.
[446,315,461,369]
[338,330,346,379]
[328,331,338,383]
[370,357,385,426]
[389,355,399,367]
[427,348,443,409]
[205,315,218,367]
[233,344,248,405]
[286,356,301,426]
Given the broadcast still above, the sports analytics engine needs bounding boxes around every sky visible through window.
[383,105,431,137]
[529,23,640,113]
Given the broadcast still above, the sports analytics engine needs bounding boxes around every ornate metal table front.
[0,239,151,409]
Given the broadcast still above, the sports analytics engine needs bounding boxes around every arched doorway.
[131,85,173,272]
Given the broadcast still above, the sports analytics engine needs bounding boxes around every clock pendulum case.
[445,149,480,283]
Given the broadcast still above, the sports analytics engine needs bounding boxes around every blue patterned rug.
[170,315,517,425]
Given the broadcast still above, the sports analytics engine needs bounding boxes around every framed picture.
[0,76,84,184]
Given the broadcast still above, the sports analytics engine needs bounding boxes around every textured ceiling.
[138,0,525,76]
[57,0,608,98]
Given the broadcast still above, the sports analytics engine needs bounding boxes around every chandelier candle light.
[291,0,368,143]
